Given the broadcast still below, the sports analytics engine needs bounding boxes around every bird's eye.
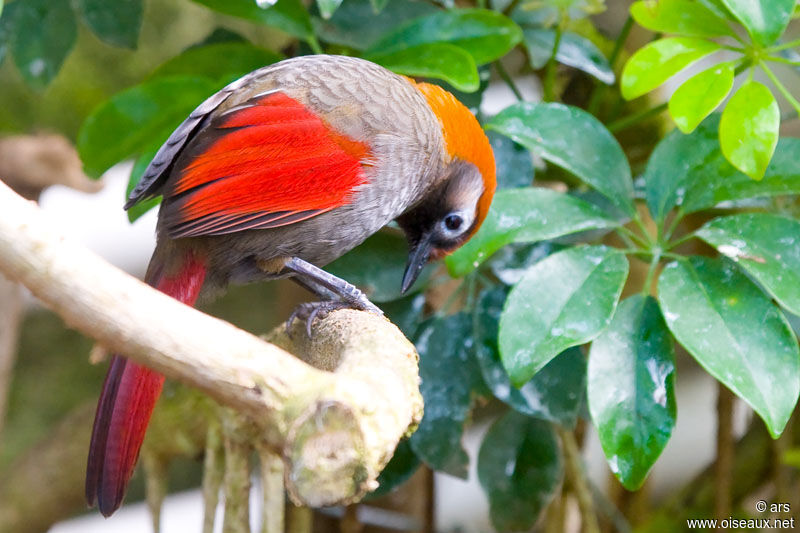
[444,214,463,231]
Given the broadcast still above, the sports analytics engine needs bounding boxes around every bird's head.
[397,82,496,293]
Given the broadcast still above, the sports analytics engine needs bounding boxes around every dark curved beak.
[401,231,434,294]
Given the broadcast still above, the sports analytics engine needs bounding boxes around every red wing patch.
[162,92,370,238]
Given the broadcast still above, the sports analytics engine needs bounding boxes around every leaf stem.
[662,209,685,242]
[502,0,522,16]
[617,225,649,249]
[764,55,800,67]
[557,426,601,533]
[307,35,324,55]
[666,230,699,251]
[588,16,633,115]
[641,250,661,296]
[543,22,564,102]
[766,38,800,53]
[495,60,524,101]
[761,61,800,117]
[608,102,668,133]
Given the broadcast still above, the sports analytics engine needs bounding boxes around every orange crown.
[413,82,497,237]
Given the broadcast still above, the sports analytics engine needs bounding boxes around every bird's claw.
[285,298,383,338]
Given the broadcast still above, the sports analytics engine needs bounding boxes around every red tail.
[85,251,206,516]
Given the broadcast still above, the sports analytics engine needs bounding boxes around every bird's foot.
[286,298,382,338]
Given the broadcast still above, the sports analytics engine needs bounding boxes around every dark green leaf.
[148,42,282,84]
[191,0,312,40]
[487,103,635,216]
[78,76,218,178]
[658,256,800,437]
[380,292,426,338]
[9,0,77,89]
[489,131,534,190]
[370,0,389,12]
[410,314,482,478]
[328,231,431,303]
[0,2,12,66]
[721,0,794,46]
[488,242,560,286]
[312,0,436,50]
[668,62,734,134]
[77,0,143,49]
[366,9,522,65]
[621,37,720,100]
[644,114,720,224]
[475,287,586,426]
[588,295,676,490]
[697,213,800,316]
[446,187,620,277]
[630,0,735,38]
[316,0,342,19]
[719,80,779,180]
[499,245,629,386]
[682,137,800,214]
[478,412,562,532]
[366,43,479,92]
[368,440,420,498]
[522,29,614,84]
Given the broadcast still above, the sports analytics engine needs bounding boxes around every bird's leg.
[281,257,382,336]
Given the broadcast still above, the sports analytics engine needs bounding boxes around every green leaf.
[644,115,721,224]
[191,0,312,40]
[658,256,800,437]
[588,295,676,490]
[446,187,620,277]
[366,43,479,92]
[312,0,436,50]
[9,0,77,89]
[0,2,12,66]
[410,314,483,478]
[478,412,562,532]
[522,29,614,84]
[366,9,522,65]
[487,102,635,216]
[370,0,389,12]
[669,62,734,134]
[315,0,342,19]
[488,131,534,190]
[148,42,282,84]
[126,142,163,222]
[77,0,143,49]
[721,0,794,46]
[719,80,779,181]
[499,246,629,386]
[475,287,586,427]
[630,0,734,38]
[78,76,219,179]
[327,231,431,302]
[697,214,800,316]
[621,37,720,100]
[380,292,426,338]
[368,440,420,498]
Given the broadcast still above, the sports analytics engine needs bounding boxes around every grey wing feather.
[124,71,267,210]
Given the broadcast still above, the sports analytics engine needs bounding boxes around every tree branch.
[0,179,423,507]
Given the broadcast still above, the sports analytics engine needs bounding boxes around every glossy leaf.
[368,440,420,498]
[410,314,483,478]
[721,0,794,46]
[523,29,614,84]
[630,0,734,38]
[312,0,436,50]
[488,242,559,286]
[487,103,635,216]
[489,131,534,190]
[588,295,676,490]
[621,37,720,100]
[78,76,218,178]
[697,214,800,316]
[682,137,800,213]
[77,0,143,49]
[499,246,629,386]
[366,43,479,92]
[719,80,779,180]
[315,0,342,19]
[669,62,734,134]
[191,0,312,40]
[475,287,585,426]
[366,9,522,65]
[446,187,620,277]
[327,231,432,302]
[478,412,562,532]
[658,256,800,437]
[148,42,281,83]
[644,115,721,224]
[380,292,426,338]
[9,0,77,89]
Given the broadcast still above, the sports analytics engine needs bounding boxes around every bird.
[85,54,496,517]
